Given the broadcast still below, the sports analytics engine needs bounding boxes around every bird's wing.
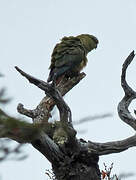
[54,46,85,68]
[49,38,84,69]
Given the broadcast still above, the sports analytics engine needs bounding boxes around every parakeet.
[47,34,98,83]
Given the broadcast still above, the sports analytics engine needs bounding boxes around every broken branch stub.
[15,66,85,123]
[15,66,73,124]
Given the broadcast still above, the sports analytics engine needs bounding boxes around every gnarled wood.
[1,51,134,180]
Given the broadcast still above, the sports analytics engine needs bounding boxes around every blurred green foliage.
[0,73,27,162]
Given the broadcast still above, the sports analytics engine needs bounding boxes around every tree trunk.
[1,52,136,180]
[52,151,101,180]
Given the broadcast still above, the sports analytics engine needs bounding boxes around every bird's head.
[76,34,99,54]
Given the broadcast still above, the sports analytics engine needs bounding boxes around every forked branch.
[14,51,136,159]
[118,51,136,130]
[15,66,85,123]
[84,51,136,155]
[15,66,72,124]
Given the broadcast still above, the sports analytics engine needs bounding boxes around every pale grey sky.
[0,0,136,179]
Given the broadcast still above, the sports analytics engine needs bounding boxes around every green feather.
[47,34,98,82]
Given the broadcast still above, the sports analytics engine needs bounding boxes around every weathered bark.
[14,67,101,180]
[0,51,136,180]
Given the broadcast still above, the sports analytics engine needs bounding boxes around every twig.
[73,113,112,125]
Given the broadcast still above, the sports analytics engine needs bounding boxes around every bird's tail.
[47,70,53,82]
[47,66,70,83]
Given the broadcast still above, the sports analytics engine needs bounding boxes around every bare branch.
[118,51,136,130]
[15,66,85,123]
[17,103,37,118]
[80,51,136,155]
[11,51,136,179]
[14,67,84,165]
[38,83,72,123]
[86,134,136,155]
[15,66,80,124]
[32,132,66,165]
[73,113,112,125]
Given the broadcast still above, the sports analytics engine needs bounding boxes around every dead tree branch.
[31,132,66,165]
[15,66,85,123]
[82,51,136,155]
[0,51,135,180]
[118,51,136,130]
[15,51,136,163]
[15,66,72,124]
[15,66,81,166]
[73,113,112,125]
[86,133,136,155]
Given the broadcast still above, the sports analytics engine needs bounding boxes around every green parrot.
[47,34,99,83]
